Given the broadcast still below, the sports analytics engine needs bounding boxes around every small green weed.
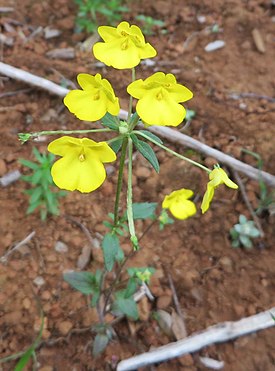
[74,0,129,33]
[135,15,166,35]
[230,214,261,249]
[20,148,66,220]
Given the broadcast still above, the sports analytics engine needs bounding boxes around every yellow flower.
[201,167,238,214]
[162,189,196,220]
[93,21,157,69]
[64,73,120,121]
[48,136,116,193]
[136,269,152,283]
[127,72,193,126]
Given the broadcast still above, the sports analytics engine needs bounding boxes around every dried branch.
[117,307,275,371]
[1,61,274,186]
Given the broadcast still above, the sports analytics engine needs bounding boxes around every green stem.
[107,135,123,144]
[27,128,111,138]
[126,138,136,240]
[113,137,128,227]
[128,113,140,132]
[134,130,211,173]
[127,67,136,123]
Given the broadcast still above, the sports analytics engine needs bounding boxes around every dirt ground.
[1,0,275,370]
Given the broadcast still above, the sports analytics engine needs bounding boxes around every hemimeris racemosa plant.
[19,21,238,355]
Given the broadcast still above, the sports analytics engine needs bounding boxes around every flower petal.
[77,73,98,90]
[51,153,106,193]
[64,90,107,121]
[127,79,147,99]
[81,140,116,162]
[136,89,185,126]
[201,185,215,214]
[170,199,197,220]
[93,39,140,69]
[98,25,118,42]
[48,136,83,156]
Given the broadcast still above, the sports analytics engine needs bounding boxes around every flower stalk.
[113,137,128,227]
[134,130,211,173]
[126,137,138,249]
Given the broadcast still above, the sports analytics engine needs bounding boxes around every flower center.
[93,91,100,100]
[121,39,129,50]
[156,91,163,100]
[79,154,85,162]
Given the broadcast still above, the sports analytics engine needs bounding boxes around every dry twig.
[0,231,36,263]
[117,307,275,371]
[0,61,275,186]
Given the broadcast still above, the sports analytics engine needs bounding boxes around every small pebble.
[205,40,225,52]
[33,276,46,287]
[57,320,73,336]
[22,297,31,310]
[54,241,68,253]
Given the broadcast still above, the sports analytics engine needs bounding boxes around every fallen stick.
[117,307,275,371]
[148,126,275,187]
[1,62,275,187]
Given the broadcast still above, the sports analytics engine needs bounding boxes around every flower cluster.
[49,21,194,195]
[46,21,238,223]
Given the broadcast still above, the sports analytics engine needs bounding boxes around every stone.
[22,297,32,310]
[252,28,265,53]
[54,241,68,253]
[135,166,151,179]
[57,320,73,336]
[205,40,225,52]
[33,276,46,287]
[77,244,92,269]
[157,295,172,310]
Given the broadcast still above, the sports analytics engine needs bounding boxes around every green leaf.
[32,147,44,163]
[109,137,123,153]
[63,271,96,295]
[124,278,137,298]
[230,228,239,239]
[137,130,163,144]
[249,228,261,238]
[239,235,252,248]
[40,208,48,221]
[31,169,42,184]
[239,215,247,224]
[131,134,159,173]
[231,239,240,248]
[132,202,158,220]
[115,297,139,320]
[101,112,119,130]
[19,159,39,170]
[14,348,34,371]
[115,245,125,262]
[14,314,44,371]
[92,334,109,356]
[102,233,119,271]
[234,224,242,234]
[30,186,42,204]
[91,290,100,307]
[27,200,41,214]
